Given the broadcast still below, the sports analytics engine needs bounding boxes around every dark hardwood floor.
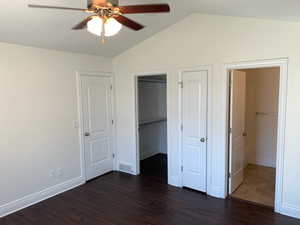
[140,153,168,182]
[1,170,300,225]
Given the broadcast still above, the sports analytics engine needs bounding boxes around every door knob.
[200,138,206,143]
[84,132,90,137]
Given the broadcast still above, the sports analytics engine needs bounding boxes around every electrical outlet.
[50,168,63,178]
[50,169,55,178]
[57,168,63,177]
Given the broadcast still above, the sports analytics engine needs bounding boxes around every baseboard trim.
[279,203,300,219]
[0,176,85,218]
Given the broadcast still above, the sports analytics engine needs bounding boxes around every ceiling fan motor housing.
[88,0,119,8]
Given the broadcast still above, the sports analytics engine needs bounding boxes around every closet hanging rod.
[138,79,166,84]
[139,118,167,126]
[256,112,278,116]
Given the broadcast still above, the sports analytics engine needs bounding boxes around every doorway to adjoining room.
[228,67,280,207]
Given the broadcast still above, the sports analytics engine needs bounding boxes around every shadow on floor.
[140,153,167,182]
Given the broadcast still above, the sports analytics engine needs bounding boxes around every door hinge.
[112,120,114,125]
[110,85,113,90]
[228,172,232,178]
[181,124,183,132]
[181,166,183,172]
[179,82,183,89]
[112,153,115,158]
[229,127,232,133]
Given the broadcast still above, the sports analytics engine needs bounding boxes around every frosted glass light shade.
[87,17,103,36]
[104,18,122,37]
[87,17,122,37]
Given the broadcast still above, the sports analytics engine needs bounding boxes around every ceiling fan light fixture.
[104,17,122,37]
[87,17,122,37]
[87,17,103,36]
[28,2,170,42]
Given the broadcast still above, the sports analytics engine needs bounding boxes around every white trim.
[110,73,118,171]
[222,58,288,215]
[76,70,117,181]
[0,176,84,218]
[133,71,170,179]
[178,65,213,194]
[134,76,140,175]
[280,203,300,219]
[76,72,86,181]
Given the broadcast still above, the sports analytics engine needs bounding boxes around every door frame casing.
[178,65,213,194]
[223,58,288,213]
[134,71,169,177]
[76,71,117,182]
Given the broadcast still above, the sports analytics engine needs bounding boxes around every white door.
[181,70,208,192]
[229,70,246,194]
[80,75,114,181]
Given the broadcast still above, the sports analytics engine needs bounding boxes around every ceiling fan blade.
[118,4,170,14]
[28,4,90,12]
[72,16,95,30]
[115,15,144,31]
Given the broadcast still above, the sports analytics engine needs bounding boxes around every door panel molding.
[76,71,116,182]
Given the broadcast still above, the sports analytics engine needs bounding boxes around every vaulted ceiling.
[2,0,300,57]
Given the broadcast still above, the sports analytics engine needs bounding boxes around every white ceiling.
[2,0,300,57]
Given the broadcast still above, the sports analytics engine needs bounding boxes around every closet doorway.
[135,74,168,182]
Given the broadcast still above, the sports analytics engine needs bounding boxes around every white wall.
[138,81,167,123]
[0,43,112,215]
[244,68,279,168]
[113,14,300,218]
[138,81,167,160]
[244,70,257,168]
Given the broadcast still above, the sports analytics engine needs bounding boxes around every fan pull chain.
[101,18,106,43]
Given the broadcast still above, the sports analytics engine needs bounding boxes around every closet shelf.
[139,118,167,126]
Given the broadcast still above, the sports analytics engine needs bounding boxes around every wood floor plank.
[1,171,300,225]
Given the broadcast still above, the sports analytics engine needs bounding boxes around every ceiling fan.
[28,0,170,42]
